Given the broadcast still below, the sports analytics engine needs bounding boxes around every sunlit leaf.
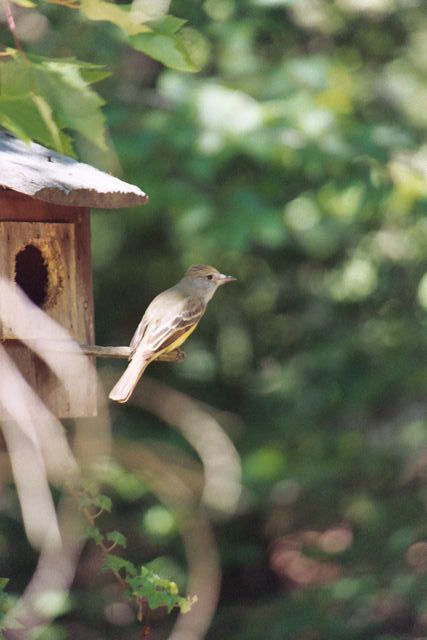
[9,0,36,6]
[0,94,73,154]
[0,52,108,152]
[78,0,152,35]
[124,565,196,613]
[35,61,107,151]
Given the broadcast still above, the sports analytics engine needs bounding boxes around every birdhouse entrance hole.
[15,244,48,308]
[12,233,64,312]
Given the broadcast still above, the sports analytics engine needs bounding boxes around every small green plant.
[74,480,196,624]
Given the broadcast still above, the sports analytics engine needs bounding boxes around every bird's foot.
[157,348,186,362]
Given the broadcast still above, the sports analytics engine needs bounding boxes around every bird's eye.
[206,274,213,280]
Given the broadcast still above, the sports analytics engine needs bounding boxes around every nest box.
[0,132,148,418]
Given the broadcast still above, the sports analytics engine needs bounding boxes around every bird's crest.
[185,264,220,278]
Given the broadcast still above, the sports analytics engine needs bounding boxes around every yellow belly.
[161,322,198,355]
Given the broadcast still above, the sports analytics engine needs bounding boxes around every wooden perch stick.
[23,341,186,362]
[79,345,131,359]
[79,345,185,362]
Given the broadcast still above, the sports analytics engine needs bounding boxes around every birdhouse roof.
[0,132,148,209]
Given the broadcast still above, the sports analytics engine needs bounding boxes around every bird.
[109,264,237,403]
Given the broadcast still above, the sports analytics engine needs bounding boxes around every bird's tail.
[109,351,152,403]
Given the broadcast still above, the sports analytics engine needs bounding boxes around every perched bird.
[109,264,237,403]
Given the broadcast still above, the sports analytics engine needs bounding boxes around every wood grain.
[0,198,97,417]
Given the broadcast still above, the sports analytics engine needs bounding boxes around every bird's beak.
[218,273,237,284]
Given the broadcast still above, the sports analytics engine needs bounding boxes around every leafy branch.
[0,0,208,154]
[72,481,196,626]
[0,48,109,155]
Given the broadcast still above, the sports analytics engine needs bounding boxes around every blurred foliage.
[73,479,195,617]
[0,0,206,153]
[2,0,427,638]
[0,578,10,639]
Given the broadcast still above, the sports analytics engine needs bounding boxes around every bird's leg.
[157,348,186,362]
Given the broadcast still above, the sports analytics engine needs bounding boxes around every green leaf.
[107,530,127,548]
[130,22,208,72]
[78,0,152,36]
[123,565,196,613]
[0,57,34,98]
[28,54,112,84]
[145,589,173,611]
[95,494,112,512]
[149,15,187,35]
[9,0,35,6]
[106,530,127,548]
[0,53,108,153]
[31,93,66,152]
[84,525,104,545]
[78,66,111,84]
[0,95,73,155]
[0,579,9,591]
[35,61,107,151]
[102,554,136,576]
[178,28,210,70]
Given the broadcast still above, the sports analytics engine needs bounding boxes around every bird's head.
[182,264,237,300]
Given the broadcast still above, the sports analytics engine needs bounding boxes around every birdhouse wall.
[0,189,96,418]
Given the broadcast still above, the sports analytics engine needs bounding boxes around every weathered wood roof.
[0,132,148,209]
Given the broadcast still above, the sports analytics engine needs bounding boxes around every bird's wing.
[130,295,206,357]
[128,288,177,354]
[129,316,148,354]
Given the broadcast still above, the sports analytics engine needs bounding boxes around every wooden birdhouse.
[0,132,148,418]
